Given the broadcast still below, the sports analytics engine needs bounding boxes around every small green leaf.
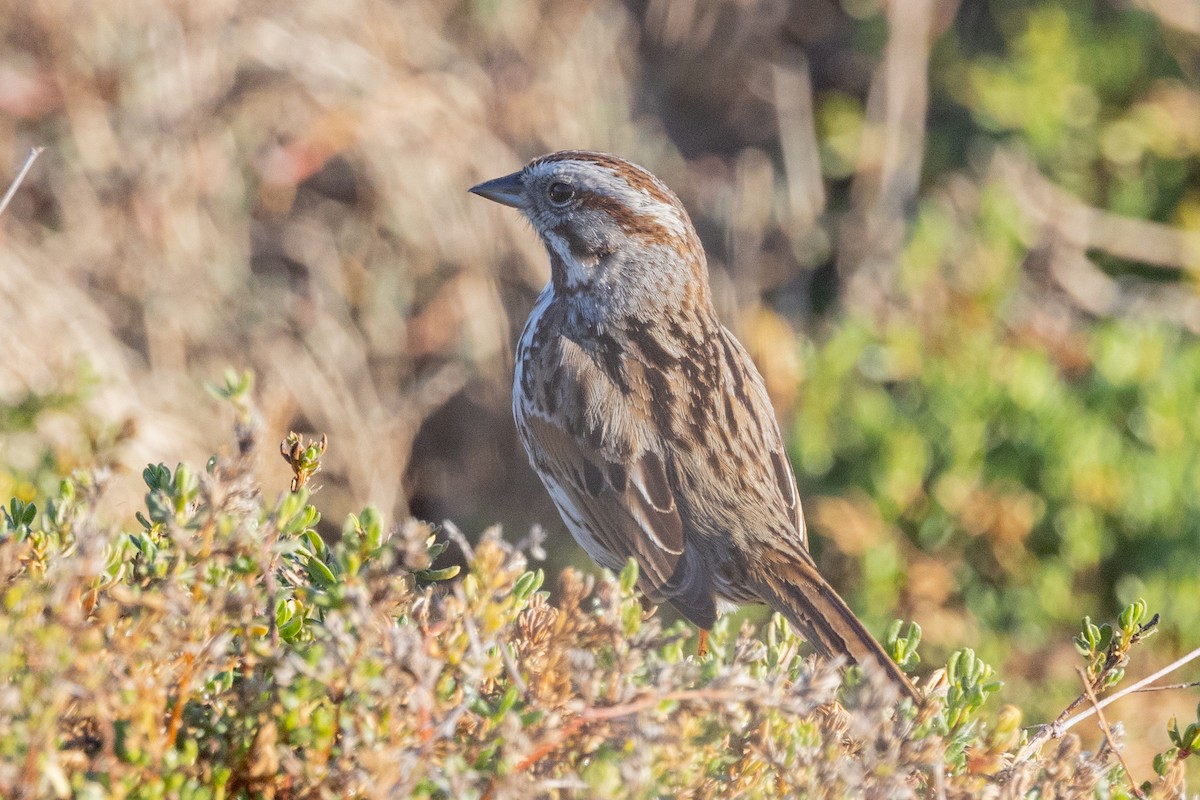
[619,558,639,593]
[512,569,544,602]
[1154,749,1177,777]
[359,506,384,550]
[143,463,171,491]
[303,529,326,558]
[494,686,519,720]
[306,556,338,587]
[416,565,461,582]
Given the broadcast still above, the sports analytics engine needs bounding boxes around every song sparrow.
[471,151,918,701]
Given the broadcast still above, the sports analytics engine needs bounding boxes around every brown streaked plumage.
[470,150,920,702]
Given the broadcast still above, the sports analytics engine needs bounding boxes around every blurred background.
[2,0,1199,766]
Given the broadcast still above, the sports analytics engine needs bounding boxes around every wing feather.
[524,414,714,626]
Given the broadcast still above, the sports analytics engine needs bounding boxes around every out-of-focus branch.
[997,153,1200,274]
[999,152,1200,331]
[773,55,826,234]
[838,0,936,317]
[0,147,44,219]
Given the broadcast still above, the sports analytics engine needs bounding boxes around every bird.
[470,150,919,702]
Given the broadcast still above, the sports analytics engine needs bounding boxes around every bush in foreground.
[0,392,1192,798]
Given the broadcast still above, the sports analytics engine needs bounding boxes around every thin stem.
[0,147,45,218]
[1077,667,1145,800]
[1132,680,1200,693]
[1059,645,1200,737]
[1014,644,1200,764]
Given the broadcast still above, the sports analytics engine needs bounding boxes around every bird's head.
[470,151,707,303]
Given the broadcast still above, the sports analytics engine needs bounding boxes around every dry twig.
[1014,643,1200,765]
[1077,666,1145,800]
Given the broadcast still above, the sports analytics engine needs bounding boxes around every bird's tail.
[752,556,920,703]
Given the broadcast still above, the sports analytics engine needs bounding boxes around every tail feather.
[753,558,920,703]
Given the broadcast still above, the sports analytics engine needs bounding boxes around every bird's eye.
[547,181,574,206]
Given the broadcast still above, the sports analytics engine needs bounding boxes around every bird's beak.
[469,170,525,208]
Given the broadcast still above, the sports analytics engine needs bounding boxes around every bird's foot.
[639,596,657,621]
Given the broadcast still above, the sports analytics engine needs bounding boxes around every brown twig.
[1077,666,1145,799]
[0,147,44,218]
[998,152,1200,331]
[279,431,327,492]
[1131,680,1200,693]
[1054,644,1200,738]
[1012,618,1152,767]
[1014,642,1200,770]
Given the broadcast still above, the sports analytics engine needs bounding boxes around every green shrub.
[0,405,1184,798]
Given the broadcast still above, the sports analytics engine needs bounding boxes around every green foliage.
[0,425,1164,797]
[796,0,1200,750]
[886,619,923,673]
[206,369,255,419]
[1074,599,1158,691]
[0,367,1188,797]
[793,216,1200,669]
[931,0,1199,222]
[944,649,1003,735]
[1142,703,1200,795]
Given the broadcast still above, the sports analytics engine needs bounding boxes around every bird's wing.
[525,413,717,628]
[766,416,807,549]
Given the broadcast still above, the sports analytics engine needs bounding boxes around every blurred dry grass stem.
[839,0,940,317]
[0,146,43,218]
[1135,0,1200,35]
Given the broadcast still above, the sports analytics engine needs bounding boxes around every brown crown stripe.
[529,151,679,209]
